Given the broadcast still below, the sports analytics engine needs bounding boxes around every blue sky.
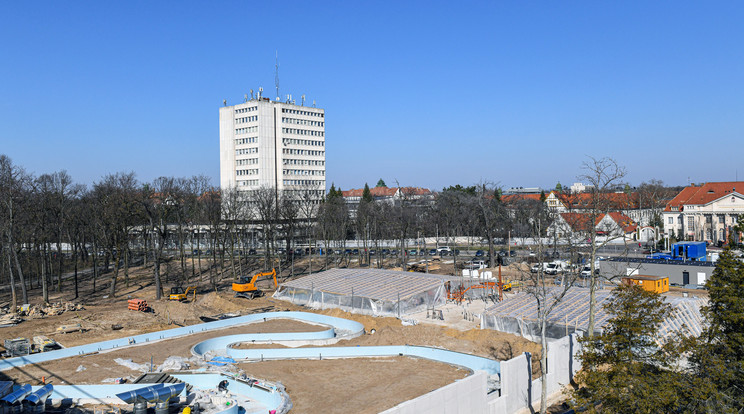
[1,1,742,191]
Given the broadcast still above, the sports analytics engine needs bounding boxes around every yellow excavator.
[169,286,197,302]
[232,269,278,299]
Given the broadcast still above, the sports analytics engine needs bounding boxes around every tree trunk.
[56,238,63,292]
[124,247,130,287]
[12,246,28,304]
[540,317,548,414]
[152,234,163,300]
[41,244,49,304]
[109,248,119,297]
[92,240,98,292]
[73,242,79,299]
[6,251,17,309]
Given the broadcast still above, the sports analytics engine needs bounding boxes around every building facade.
[663,182,744,244]
[341,187,433,217]
[219,96,326,202]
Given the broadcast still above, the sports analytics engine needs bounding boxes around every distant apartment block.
[219,95,326,202]
[663,181,744,244]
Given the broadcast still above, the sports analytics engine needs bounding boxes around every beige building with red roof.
[341,186,433,217]
[663,182,744,243]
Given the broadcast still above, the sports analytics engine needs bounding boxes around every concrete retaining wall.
[488,334,580,413]
[380,371,489,414]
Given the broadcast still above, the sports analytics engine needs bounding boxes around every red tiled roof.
[556,192,640,210]
[502,193,543,203]
[399,187,432,196]
[606,212,637,233]
[341,187,430,198]
[559,213,594,232]
[664,182,744,211]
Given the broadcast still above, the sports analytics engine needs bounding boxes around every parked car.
[352,248,360,255]
[381,248,391,256]
[467,259,487,269]
[344,248,352,255]
[475,250,485,257]
[369,249,376,256]
[437,246,452,255]
[390,249,398,256]
[429,248,437,256]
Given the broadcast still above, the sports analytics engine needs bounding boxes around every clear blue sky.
[1,1,742,191]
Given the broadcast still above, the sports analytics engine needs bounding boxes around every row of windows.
[236,126,258,135]
[236,148,258,155]
[283,189,325,197]
[236,116,258,124]
[283,179,325,186]
[282,149,325,156]
[282,128,324,137]
[236,158,258,166]
[237,169,259,176]
[282,117,324,127]
[281,108,324,118]
[668,215,739,225]
[236,137,258,145]
[282,138,325,147]
[239,179,259,186]
[283,169,325,176]
[235,106,258,114]
[283,158,325,166]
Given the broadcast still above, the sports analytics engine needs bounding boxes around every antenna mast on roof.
[275,51,280,101]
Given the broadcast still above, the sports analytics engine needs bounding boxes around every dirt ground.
[0,259,541,412]
[238,357,468,414]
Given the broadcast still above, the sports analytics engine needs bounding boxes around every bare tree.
[91,172,140,297]
[140,177,182,300]
[578,156,627,337]
[0,155,31,306]
[254,186,279,271]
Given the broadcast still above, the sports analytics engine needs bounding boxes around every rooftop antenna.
[301,94,305,106]
[312,100,316,108]
[244,93,248,102]
[223,99,226,106]
[258,87,263,99]
[275,51,280,101]
[250,89,254,99]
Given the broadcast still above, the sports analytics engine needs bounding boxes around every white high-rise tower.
[219,95,326,202]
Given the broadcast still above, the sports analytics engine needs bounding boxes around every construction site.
[0,253,705,413]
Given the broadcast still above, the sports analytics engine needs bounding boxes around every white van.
[545,261,569,275]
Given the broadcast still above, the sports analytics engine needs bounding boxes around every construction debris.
[56,323,83,334]
[0,314,23,327]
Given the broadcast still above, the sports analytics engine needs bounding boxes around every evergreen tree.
[555,182,562,192]
[572,284,687,413]
[375,179,387,188]
[690,247,744,405]
[539,190,546,202]
[362,183,373,203]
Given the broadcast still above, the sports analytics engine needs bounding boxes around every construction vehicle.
[232,269,278,299]
[169,286,197,302]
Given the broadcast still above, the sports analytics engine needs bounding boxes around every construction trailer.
[621,275,669,294]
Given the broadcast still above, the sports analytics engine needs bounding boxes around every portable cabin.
[621,275,669,294]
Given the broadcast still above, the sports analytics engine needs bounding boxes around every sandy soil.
[238,357,468,414]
